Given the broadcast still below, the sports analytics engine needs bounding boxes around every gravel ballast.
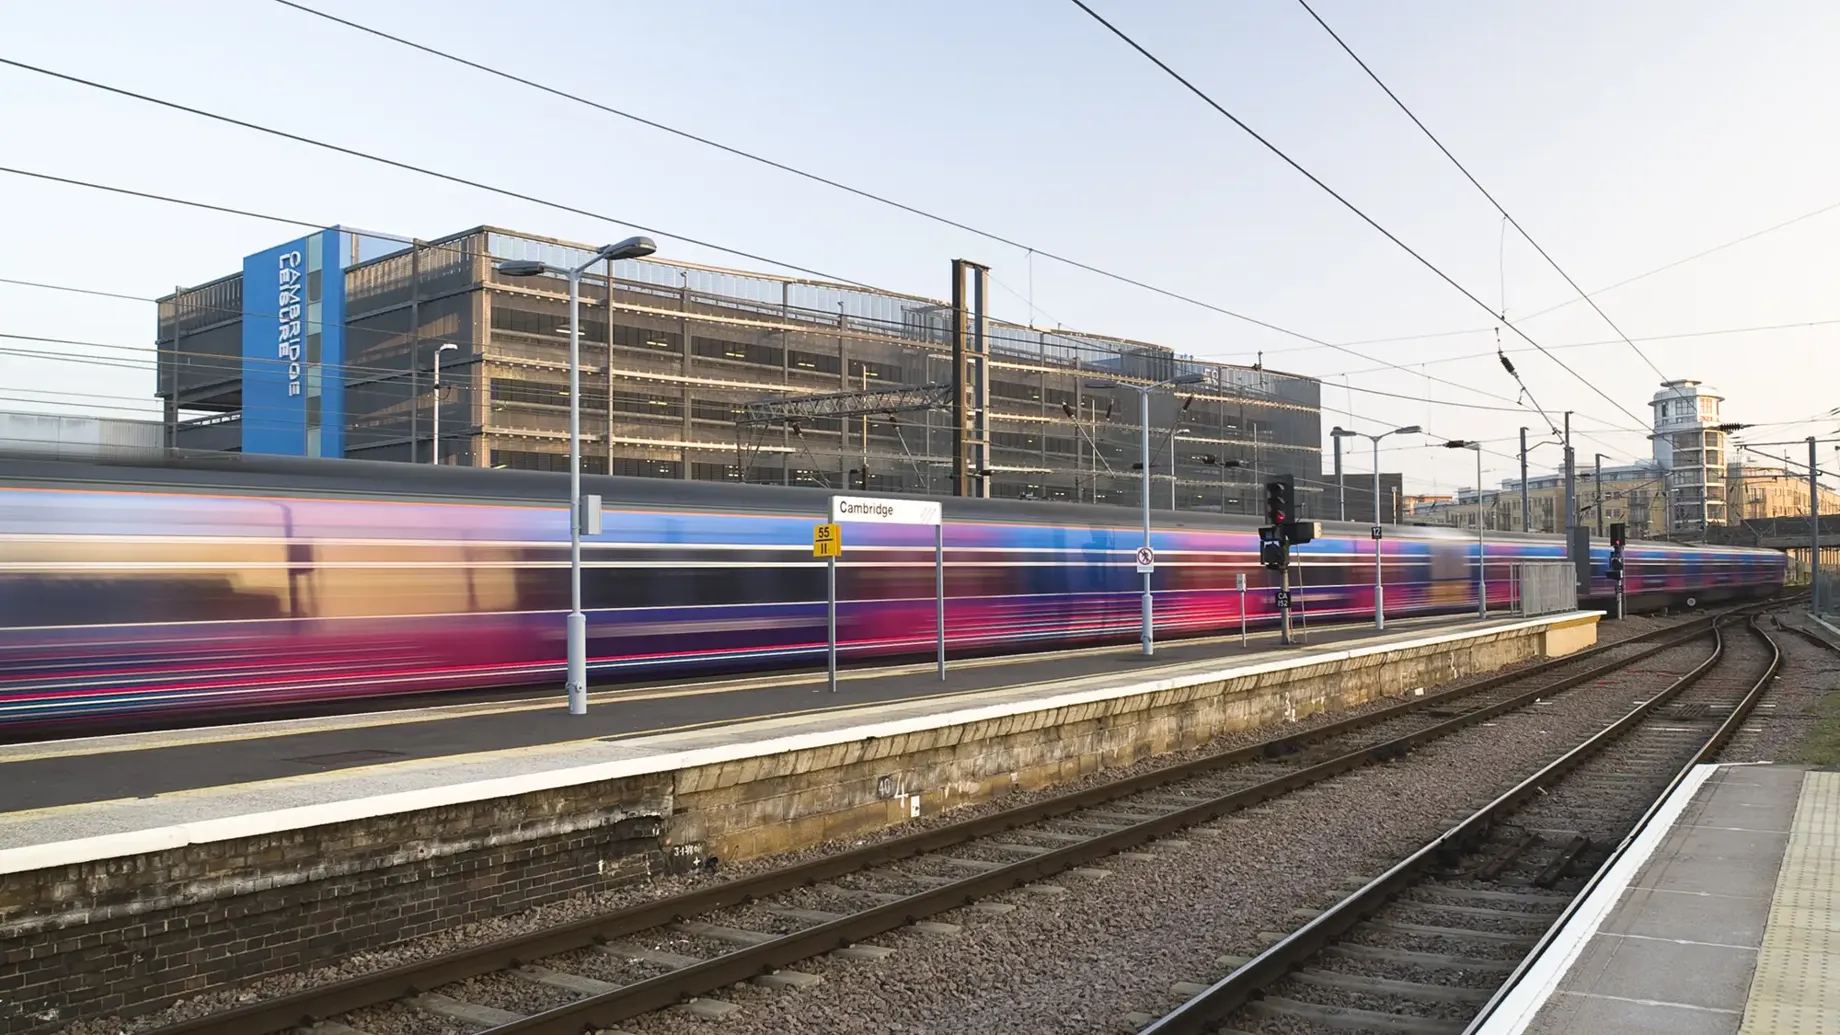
[607,637,1713,1035]
[50,610,1710,1035]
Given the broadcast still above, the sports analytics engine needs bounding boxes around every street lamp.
[496,236,659,715]
[1330,426,1359,520]
[1444,440,1487,617]
[1086,371,1207,656]
[1167,426,1193,509]
[1342,425,1422,628]
[431,342,457,465]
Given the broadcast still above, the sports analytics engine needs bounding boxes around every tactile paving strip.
[1740,771,1840,1034]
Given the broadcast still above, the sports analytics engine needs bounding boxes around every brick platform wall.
[3,615,1597,1033]
[0,773,679,1034]
[669,616,1598,860]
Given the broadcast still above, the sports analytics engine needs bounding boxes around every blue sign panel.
[241,229,346,457]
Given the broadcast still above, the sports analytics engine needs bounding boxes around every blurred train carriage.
[0,453,1785,730]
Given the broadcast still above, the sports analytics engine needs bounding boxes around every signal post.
[1260,476,1317,646]
[1608,521,1627,620]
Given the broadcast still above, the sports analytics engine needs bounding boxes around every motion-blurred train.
[0,452,1785,731]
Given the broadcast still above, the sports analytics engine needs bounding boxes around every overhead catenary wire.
[1066,0,1655,433]
[1252,191,1840,359]
[0,62,1642,440]
[167,12,1636,435]
[266,0,1343,354]
[1295,0,1669,383]
[0,57,878,290]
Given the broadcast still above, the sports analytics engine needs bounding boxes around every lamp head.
[495,259,548,277]
[597,236,657,262]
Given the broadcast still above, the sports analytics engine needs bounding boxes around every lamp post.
[496,236,658,715]
[1168,426,1192,509]
[1330,427,1359,521]
[1087,372,1207,656]
[1345,425,1422,628]
[1445,440,1487,617]
[430,342,457,465]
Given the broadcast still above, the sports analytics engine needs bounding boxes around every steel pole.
[828,554,838,692]
[1562,412,1575,530]
[1334,435,1345,521]
[935,522,945,679]
[1594,454,1603,535]
[1140,389,1153,656]
[1700,429,1710,536]
[1373,435,1385,630]
[431,349,443,466]
[566,268,587,715]
[1519,427,1530,532]
[1476,446,1487,617]
[410,365,420,465]
[1812,436,1822,612]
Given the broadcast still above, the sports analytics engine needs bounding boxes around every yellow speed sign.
[812,522,842,558]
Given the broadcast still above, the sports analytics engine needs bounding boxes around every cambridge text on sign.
[829,496,943,526]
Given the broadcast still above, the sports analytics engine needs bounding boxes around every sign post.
[828,496,947,687]
[813,522,842,693]
[1236,572,1247,647]
[1370,524,1385,630]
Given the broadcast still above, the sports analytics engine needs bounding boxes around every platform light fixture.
[1340,425,1422,629]
[495,236,659,715]
[430,343,458,466]
[1444,439,1487,617]
[1084,372,1207,657]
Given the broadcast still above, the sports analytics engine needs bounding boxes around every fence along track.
[1138,612,1782,1035]
[134,612,1728,1035]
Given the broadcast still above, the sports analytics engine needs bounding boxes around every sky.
[3,0,1839,495]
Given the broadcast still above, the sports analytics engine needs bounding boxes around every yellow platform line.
[1739,770,1840,1034]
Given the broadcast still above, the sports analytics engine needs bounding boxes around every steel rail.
[1456,614,1783,1033]
[138,611,1727,1035]
[1140,612,1778,1034]
[465,617,1744,1035]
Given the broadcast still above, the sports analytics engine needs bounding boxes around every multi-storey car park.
[151,225,1375,517]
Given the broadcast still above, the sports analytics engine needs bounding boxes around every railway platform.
[0,610,1590,829]
[0,609,1605,1035]
[1475,762,1840,1035]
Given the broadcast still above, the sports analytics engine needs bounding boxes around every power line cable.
[0,168,1582,424]
[268,0,1340,352]
[1265,192,1840,358]
[1296,0,1668,382]
[1313,315,1840,379]
[1067,0,1653,432]
[0,57,876,289]
[239,7,1619,431]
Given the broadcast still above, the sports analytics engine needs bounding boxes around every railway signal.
[1264,476,1294,526]
[1608,521,1627,619]
[1258,525,1288,570]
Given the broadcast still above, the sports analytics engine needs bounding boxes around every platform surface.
[0,611,1586,872]
[1482,764,1840,1035]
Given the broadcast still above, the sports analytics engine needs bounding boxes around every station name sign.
[830,495,943,526]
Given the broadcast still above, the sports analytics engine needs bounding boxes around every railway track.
[117,610,1745,1035]
[1136,611,1783,1035]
